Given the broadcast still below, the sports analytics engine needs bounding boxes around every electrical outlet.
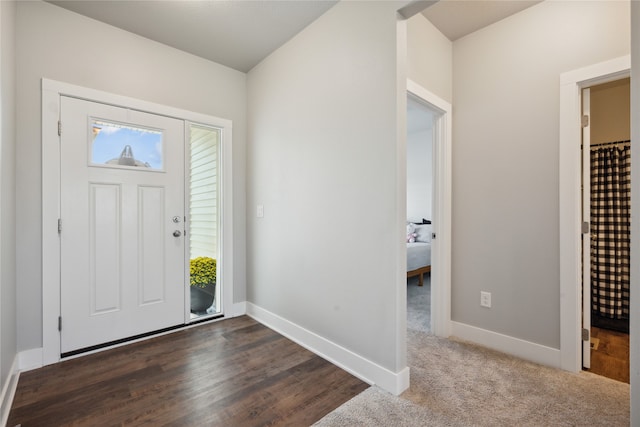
[480,291,491,308]
[257,204,264,218]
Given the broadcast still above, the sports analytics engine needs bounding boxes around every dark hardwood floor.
[8,316,369,426]
[588,326,629,383]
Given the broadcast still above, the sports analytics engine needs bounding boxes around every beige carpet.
[315,329,630,426]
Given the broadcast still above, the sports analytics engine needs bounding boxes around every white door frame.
[42,79,234,365]
[559,55,630,372]
[407,80,452,337]
[581,87,591,369]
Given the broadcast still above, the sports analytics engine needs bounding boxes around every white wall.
[452,0,630,348]
[590,78,630,145]
[407,13,452,104]
[630,2,639,424]
[247,1,405,373]
[0,0,17,389]
[15,1,247,352]
[407,129,432,222]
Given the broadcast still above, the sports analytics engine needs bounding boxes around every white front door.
[60,96,185,354]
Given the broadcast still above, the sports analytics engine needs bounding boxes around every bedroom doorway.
[406,94,435,333]
[406,80,452,338]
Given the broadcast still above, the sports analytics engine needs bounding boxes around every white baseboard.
[232,301,247,317]
[451,321,561,368]
[0,355,20,427]
[246,302,409,395]
[19,348,44,372]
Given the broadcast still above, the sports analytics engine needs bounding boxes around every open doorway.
[558,54,630,377]
[582,78,631,383]
[406,94,435,333]
[405,80,452,338]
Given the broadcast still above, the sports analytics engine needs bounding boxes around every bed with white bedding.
[407,223,432,286]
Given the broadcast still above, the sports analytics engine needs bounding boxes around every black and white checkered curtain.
[590,144,631,320]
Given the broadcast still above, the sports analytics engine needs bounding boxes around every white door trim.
[558,55,630,372]
[581,87,591,369]
[42,79,234,365]
[407,80,452,337]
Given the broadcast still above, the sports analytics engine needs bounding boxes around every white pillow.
[414,224,432,243]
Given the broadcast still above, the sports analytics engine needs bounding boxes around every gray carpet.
[315,276,630,426]
[407,275,430,333]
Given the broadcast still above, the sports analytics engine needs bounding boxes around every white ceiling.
[47,0,542,73]
[48,0,338,73]
[422,0,542,41]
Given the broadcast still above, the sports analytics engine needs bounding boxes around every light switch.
[257,204,264,218]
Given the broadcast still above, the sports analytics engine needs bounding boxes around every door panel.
[139,185,166,304]
[60,96,185,354]
[90,183,121,314]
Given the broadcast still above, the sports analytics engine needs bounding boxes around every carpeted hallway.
[314,274,630,426]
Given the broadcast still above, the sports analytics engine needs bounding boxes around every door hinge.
[58,218,62,234]
[581,115,589,128]
[58,316,62,332]
[581,221,589,234]
[582,328,590,341]
[431,233,436,240]
[58,120,62,136]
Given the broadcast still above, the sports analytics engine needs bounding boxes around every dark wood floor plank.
[8,316,368,426]
[120,336,324,425]
[163,355,367,426]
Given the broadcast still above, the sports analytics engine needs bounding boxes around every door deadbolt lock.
[173,230,182,237]
[172,216,181,223]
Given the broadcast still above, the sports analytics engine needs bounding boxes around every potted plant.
[190,256,217,314]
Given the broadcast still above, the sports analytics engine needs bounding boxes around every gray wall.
[1,0,17,387]
[407,13,452,104]
[451,0,630,348]
[15,1,247,352]
[247,1,405,370]
[405,10,451,228]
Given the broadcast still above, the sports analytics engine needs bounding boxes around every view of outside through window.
[91,119,163,169]
[189,124,221,318]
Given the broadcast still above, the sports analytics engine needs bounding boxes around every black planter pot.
[190,282,216,314]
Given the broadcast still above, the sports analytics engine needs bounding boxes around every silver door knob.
[173,230,182,237]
